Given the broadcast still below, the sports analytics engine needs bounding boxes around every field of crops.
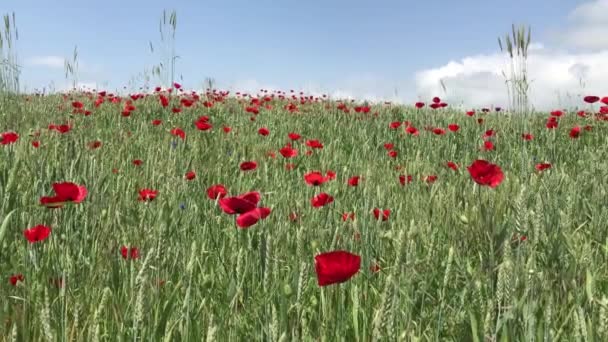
[1,90,608,341]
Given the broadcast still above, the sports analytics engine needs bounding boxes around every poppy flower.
[23,224,51,243]
[32,141,40,148]
[432,97,441,104]
[467,160,504,188]
[342,212,355,221]
[279,144,298,158]
[482,141,495,151]
[448,124,460,132]
[466,110,475,116]
[133,159,143,166]
[223,126,232,133]
[88,140,102,149]
[432,128,446,135]
[584,95,600,104]
[522,133,533,141]
[9,274,24,286]
[389,121,402,129]
[121,246,140,260]
[415,102,425,109]
[184,171,196,180]
[424,175,438,183]
[194,121,213,131]
[306,139,324,149]
[535,163,552,171]
[288,132,301,140]
[1,131,19,145]
[170,128,186,140]
[383,143,394,150]
[304,171,330,186]
[446,161,459,171]
[388,150,398,158]
[236,207,272,228]
[258,127,270,136]
[138,189,158,202]
[569,126,581,139]
[240,161,258,171]
[207,184,227,200]
[405,126,419,136]
[151,119,162,126]
[311,193,334,208]
[550,110,564,117]
[399,175,413,185]
[40,182,88,208]
[314,250,361,286]
[373,208,390,221]
[72,101,84,109]
[219,192,261,214]
[348,176,361,186]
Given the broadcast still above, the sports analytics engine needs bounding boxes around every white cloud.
[414,45,608,110]
[412,0,608,111]
[25,56,65,69]
[554,0,608,51]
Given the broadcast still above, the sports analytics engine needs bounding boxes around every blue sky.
[7,0,608,108]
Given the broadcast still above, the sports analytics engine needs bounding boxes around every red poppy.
[133,159,143,166]
[304,171,330,186]
[236,207,272,228]
[415,102,425,109]
[550,110,564,117]
[194,121,213,131]
[348,176,361,186]
[522,133,533,141]
[584,95,600,104]
[535,163,552,171]
[424,175,438,183]
[432,97,441,103]
[258,127,270,136]
[171,128,186,140]
[207,184,228,200]
[342,212,355,221]
[311,193,334,208]
[288,132,301,140]
[138,189,158,202]
[388,150,398,158]
[279,144,298,158]
[72,101,84,109]
[88,140,102,149]
[405,126,419,136]
[9,274,24,286]
[121,246,140,260]
[483,129,495,138]
[569,126,581,139]
[219,192,261,214]
[1,131,19,145]
[466,110,475,116]
[40,182,88,208]
[314,251,361,286]
[399,175,413,185]
[482,141,495,151]
[373,208,390,221]
[23,224,51,243]
[446,161,459,171]
[383,143,394,150]
[432,128,446,135]
[389,121,402,129]
[306,139,324,149]
[184,171,196,180]
[240,161,258,171]
[467,160,504,188]
[222,126,232,133]
[32,141,40,148]
[448,124,460,132]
